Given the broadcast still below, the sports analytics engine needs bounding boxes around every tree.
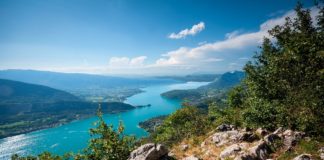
[239,3,324,134]
[75,106,135,160]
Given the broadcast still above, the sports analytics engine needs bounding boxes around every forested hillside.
[0,79,138,138]
[161,71,244,109]
[0,79,79,103]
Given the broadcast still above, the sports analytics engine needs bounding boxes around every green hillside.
[0,79,137,138]
[0,79,79,104]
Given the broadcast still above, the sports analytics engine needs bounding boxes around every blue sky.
[0,0,317,75]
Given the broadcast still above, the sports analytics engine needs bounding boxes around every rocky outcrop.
[161,124,319,160]
[220,143,248,160]
[128,143,169,160]
[210,130,240,146]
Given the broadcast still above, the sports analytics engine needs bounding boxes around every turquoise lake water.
[0,81,208,159]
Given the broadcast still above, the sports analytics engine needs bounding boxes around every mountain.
[0,79,79,104]
[0,69,176,91]
[0,79,139,138]
[197,71,245,90]
[157,74,220,82]
[161,71,245,108]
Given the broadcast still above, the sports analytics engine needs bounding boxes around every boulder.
[256,128,268,137]
[182,155,200,160]
[293,154,312,160]
[264,133,281,148]
[248,140,272,160]
[217,124,235,132]
[220,144,247,160]
[210,130,240,146]
[128,143,168,160]
[239,132,259,142]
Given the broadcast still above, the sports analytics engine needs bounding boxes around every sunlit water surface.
[0,81,208,159]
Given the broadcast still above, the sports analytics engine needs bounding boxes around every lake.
[0,81,208,159]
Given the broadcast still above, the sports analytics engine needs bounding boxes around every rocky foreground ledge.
[129,124,324,160]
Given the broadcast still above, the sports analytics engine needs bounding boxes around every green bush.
[151,105,209,146]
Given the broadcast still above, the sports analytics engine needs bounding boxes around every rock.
[242,127,253,132]
[256,128,268,137]
[239,132,259,142]
[220,144,244,159]
[293,154,312,160]
[319,147,324,153]
[273,127,283,135]
[182,155,200,160]
[248,140,272,160]
[167,152,175,157]
[128,143,168,160]
[283,129,305,151]
[200,141,206,148]
[264,133,281,148]
[181,144,189,151]
[217,124,235,132]
[210,130,240,146]
[319,147,324,160]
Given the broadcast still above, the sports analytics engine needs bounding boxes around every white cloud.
[129,56,147,66]
[168,22,205,39]
[156,7,319,68]
[50,7,319,75]
[225,30,240,39]
[108,56,147,68]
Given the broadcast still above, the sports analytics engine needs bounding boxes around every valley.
[0,79,209,159]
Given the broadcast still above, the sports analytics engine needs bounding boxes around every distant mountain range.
[157,74,220,82]
[0,69,177,92]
